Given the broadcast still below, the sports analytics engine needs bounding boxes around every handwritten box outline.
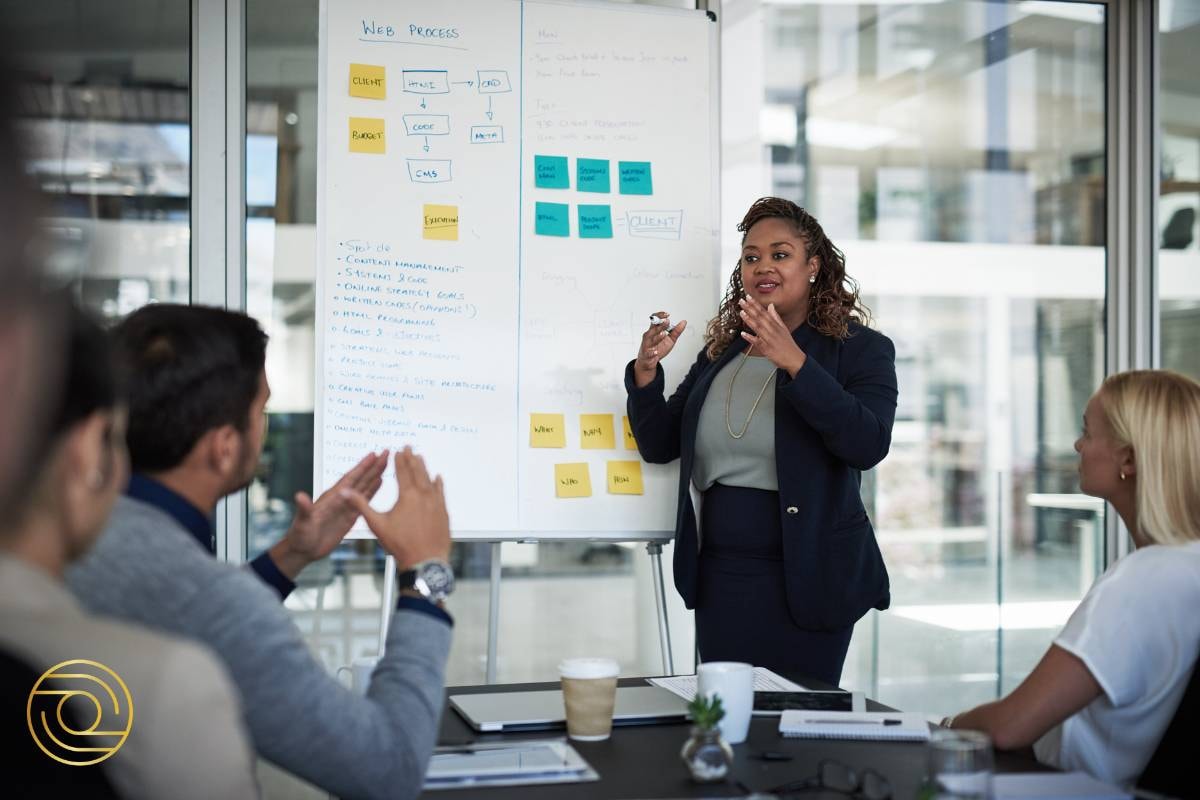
[401,69,450,95]
[625,209,683,240]
[470,125,505,144]
[402,114,451,136]
[476,69,512,94]
[406,159,453,183]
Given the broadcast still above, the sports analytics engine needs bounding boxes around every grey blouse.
[693,354,778,492]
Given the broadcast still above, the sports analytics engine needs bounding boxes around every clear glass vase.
[680,725,734,782]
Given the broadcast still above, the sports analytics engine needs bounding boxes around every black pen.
[817,718,903,726]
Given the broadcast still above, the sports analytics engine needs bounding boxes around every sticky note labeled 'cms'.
[349,117,386,154]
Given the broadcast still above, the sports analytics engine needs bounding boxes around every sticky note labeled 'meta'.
[422,204,459,241]
[580,413,615,449]
[349,117,386,154]
[576,158,611,193]
[349,64,386,99]
[607,461,644,495]
[578,205,613,239]
[534,202,570,237]
[555,463,592,499]
[623,416,637,450]
[534,155,569,189]
[618,161,653,195]
[530,413,566,448]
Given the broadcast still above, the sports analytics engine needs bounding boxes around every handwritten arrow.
[451,80,474,87]
[485,95,493,121]
[423,136,430,152]
[419,98,426,109]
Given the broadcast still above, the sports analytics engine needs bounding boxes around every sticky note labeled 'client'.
[534,202,570,237]
[555,463,592,499]
[349,117,386,154]
[422,204,459,241]
[349,64,386,99]
[580,414,615,449]
[607,461,644,495]
[530,413,566,448]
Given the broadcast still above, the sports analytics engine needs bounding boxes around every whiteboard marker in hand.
[649,313,677,332]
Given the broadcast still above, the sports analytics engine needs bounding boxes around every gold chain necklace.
[724,346,776,439]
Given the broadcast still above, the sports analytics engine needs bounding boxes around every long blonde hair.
[1098,369,1200,545]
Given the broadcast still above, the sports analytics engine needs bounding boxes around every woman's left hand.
[738,294,807,377]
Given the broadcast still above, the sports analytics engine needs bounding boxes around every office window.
[1160,1,1200,376]
[723,0,1107,713]
[4,1,191,317]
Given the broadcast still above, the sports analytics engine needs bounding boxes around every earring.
[809,274,816,284]
[1120,471,1126,481]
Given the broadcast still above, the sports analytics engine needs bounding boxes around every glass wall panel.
[3,1,191,317]
[722,0,1106,714]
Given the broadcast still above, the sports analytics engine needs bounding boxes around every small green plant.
[687,694,726,730]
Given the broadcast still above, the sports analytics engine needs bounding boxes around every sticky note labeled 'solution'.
[555,463,592,499]
[623,416,637,450]
[534,155,569,189]
[349,117,386,154]
[618,161,653,195]
[530,413,566,448]
[534,202,570,237]
[576,158,611,193]
[349,64,386,99]
[580,413,615,449]
[422,204,459,241]
[607,461,644,495]
[578,205,613,239]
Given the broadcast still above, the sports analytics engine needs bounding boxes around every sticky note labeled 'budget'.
[580,414,615,449]
[530,413,566,448]
[578,205,613,239]
[576,158,611,193]
[555,463,592,499]
[623,416,637,450]
[607,461,644,495]
[349,64,386,99]
[422,204,459,241]
[349,117,386,154]
[618,161,653,195]
[534,202,570,237]
[534,155,569,189]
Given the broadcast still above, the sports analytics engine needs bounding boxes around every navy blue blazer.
[625,320,897,631]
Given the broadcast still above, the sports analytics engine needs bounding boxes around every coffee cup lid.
[558,657,619,679]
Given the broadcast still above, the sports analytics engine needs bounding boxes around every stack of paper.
[647,667,806,701]
[423,739,598,791]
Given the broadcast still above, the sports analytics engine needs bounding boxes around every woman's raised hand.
[633,311,688,388]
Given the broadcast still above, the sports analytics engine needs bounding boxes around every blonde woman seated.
[945,370,1200,785]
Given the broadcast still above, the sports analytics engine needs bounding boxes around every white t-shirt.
[1033,541,1200,785]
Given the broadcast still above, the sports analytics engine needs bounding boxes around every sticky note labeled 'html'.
[555,463,592,498]
[607,461,644,495]
[618,161,653,195]
[576,158,611,193]
[622,416,637,450]
[349,64,386,99]
[422,204,459,241]
[530,413,566,448]
[578,205,613,239]
[534,155,569,189]
[580,413,615,449]
[534,202,570,237]
[349,117,386,154]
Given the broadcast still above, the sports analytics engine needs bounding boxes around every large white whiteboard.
[316,0,719,538]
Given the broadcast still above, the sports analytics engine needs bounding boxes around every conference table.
[429,675,1048,798]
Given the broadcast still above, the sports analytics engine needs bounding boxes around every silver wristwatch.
[398,558,455,603]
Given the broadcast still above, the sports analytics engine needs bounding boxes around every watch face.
[417,560,455,598]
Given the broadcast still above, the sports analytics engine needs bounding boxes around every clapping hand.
[738,295,807,376]
[633,311,688,388]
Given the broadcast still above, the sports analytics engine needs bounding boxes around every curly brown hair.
[703,197,872,360]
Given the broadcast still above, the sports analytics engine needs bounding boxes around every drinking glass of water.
[927,728,993,798]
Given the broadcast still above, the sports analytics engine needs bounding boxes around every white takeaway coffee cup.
[558,657,620,741]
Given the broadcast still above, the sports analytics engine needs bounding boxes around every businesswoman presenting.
[625,197,897,685]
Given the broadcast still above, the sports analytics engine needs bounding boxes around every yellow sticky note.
[423,204,459,241]
[622,415,637,450]
[580,414,615,449]
[530,413,566,448]
[349,117,386,154]
[349,63,386,99]
[607,461,644,495]
[555,463,592,498]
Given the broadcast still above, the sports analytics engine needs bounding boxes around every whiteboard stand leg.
[379,554,396,657]
[647,541,674,675]
[486,542,502,684]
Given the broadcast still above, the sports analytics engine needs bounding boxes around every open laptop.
[450,685,690,733]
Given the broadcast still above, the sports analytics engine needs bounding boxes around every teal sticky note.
[576,158,611,193]
[578,205,613,239]
[534,155,569,189]
[535,202,570,236]
[618,161,653,195]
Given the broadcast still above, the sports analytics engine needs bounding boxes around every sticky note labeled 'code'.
[534,155,569,189]
[534,202,570,237]
[555,463,592,499]
[607,461,644,495]
[422,204,459,241]
[576,158,611,193]
[349,64,386,99]
[530,413,566,448]
[580,414,615,449]
[578,205,613,239]
[349,117,386,154]
[618,161,653,195]
[623,416,637,450]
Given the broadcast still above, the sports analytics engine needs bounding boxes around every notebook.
[778,710,931,741]
[450,685,690,732]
